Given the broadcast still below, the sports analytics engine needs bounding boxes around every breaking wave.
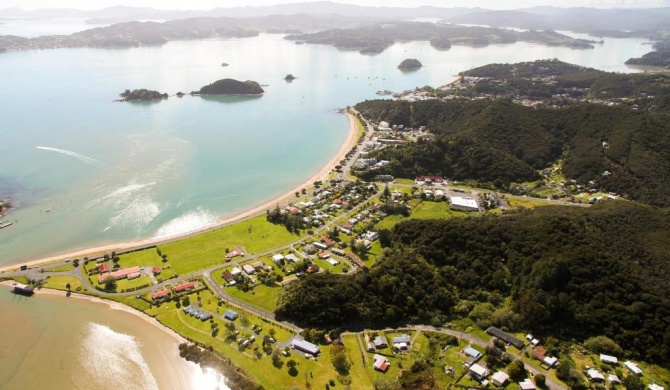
[36,146,101,164]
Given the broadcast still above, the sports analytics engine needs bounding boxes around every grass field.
[119,216,301,276]
[507,196,560,209]
[115,275,153,291]
[43,275,84,291]
[226,284,281,313]
[375,199,469,230]
[42,263,76,272]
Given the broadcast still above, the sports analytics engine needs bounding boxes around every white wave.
[77,323,159,390]
[154,209,216,239]
[103,182,156,200]
[36,146,101,164]
[108,195,161,232]
[188,366,231,390]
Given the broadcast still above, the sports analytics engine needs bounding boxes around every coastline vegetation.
[118,88,168,101]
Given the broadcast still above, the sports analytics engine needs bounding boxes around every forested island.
[191,78,264,95]
[284,22,594,54]
[398,58,422,71]
[626,41,670,68]
[0,200,9,216]
[118,89,168,101]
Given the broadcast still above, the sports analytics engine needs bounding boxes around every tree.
[272,348,283,368]
[65,282,71,291]
[103,276,117,291]
[534,374,546,388]
[622,375,644,390]
[584,336,623,356]
[330,345,351,375]
[287,359,299,376]
[269,328,276,338]
[507,360,526,381]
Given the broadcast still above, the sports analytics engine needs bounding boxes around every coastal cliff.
[192,79,264,95]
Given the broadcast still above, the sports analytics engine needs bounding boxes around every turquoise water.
[0,34,652,264]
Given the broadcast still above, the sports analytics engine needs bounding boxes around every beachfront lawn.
[42,263,77,272]
[115,275,153,291]
[159,215,301,275]
[117,249,163,269]
[226,284,281,313]
[43,275,84,292]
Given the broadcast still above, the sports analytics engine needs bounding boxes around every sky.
[2,0,669,10]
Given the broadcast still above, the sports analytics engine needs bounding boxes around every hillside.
[354,61,670,206]
[276,201,670,366]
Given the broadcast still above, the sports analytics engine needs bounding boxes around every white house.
[492,371,509,387]
[231,267,242,276]
[519,379,536,390]
[649,384,665,390]
[450,196,479,211]
[372,354,390,372]
[608,375,621,384]
[365,231,379,241]
[469,364,489,381]
[272,254,285,265]
[600,354,618,365]
[543,356,558,367]
[242,264,256,275]
[587,369,605,382]
[625,361,643,375]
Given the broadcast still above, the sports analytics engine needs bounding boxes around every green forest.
[354,92,670,206]
[275,201,670,366]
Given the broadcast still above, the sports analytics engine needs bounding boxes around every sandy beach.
[0,112,359,273]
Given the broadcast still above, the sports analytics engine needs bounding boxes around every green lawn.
[42,263,76,272]
[43,275,84,291]
[507,196,560,209]
[117,249,163,269]
[226,284,281,313]
[159,215,302,275]
[375,199,469,230]
[115,275,153,291]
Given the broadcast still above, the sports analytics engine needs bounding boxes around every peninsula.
[191,79,264,96]
[118,89,168,101]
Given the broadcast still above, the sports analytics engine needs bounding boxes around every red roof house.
[152,266,162,275]
[174,281,196,292]
[151,289,170,300]
[321,237,335,247]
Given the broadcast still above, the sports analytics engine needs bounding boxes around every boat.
[11,282,35,296]
[0,219,12,228]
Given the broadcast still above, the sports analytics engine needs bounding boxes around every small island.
[0,200,9,217]
[118,89,168,102]
[284,74,297,81]
[398,58,423,71]
[221,62,229,67]
[430,37,452,50]
[191,78,264,96]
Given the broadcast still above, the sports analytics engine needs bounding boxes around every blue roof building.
[393,334,410,344]
[291,337,320,356]
[224,309,238,321]
[464,346,482,359]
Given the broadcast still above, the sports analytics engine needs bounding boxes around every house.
[649,385,665,390]
[372,354,390,372]
[98,263,110,273]
[314,242,328,250]
[226,247,245,260]
[519,379,536,390]
[252,261,264,270]
[486,327,526,349]
[342,222,354,230]
[332,248,345,256]
[291,337,320,356]
[434,189,445,198]
[318,251,331,259]
[231,267,242,275]
[365,338,375,352]
[525,334,533,341]
[600,354,618,365]
[174,281,195,292]
[97,266,142,284]
[221,271,236,285]
[285,254,299,263]
[608,374,621,384]
[450,196,479,212]
[464,346,482,359]
[127,271,141,280]
[326,258,339,266]
[152,266,162,275]
[224,310,238,321]
[492,371,510,387]
[625,361,643,375]
[532,347,547,361]
[374,335,388,349]
[543,356,558,368]
[531,338,540,346]
[272,254,285,265]
[469,364,489,381]
[338,226,352,235]
[346,252,366,268]
[321,237,335,247]
[151,289,170,300]
[242,264,256,275]
[365,231,379,241]
[587,369,605,382]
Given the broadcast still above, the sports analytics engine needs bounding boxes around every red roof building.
[342,222,353,230]
[98,263,110,273]
[97,266,142,284]
[174,281,196,292]
[318,251,331,259]
[222,271,234,282]
[332,198,343,205]
[346,252,366,268]
[151,289,170,300]
[152,266,162,275]
[321,237,335,247]
[532,347,547,361]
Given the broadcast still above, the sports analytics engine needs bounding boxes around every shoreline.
[0,280,187,345]
[0,112,359,272]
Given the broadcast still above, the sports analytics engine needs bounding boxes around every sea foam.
[77,322,159,389]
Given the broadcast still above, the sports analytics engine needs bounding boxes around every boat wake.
[36,146,101,165]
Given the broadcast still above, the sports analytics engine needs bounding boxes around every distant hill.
[192,79,264,95]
